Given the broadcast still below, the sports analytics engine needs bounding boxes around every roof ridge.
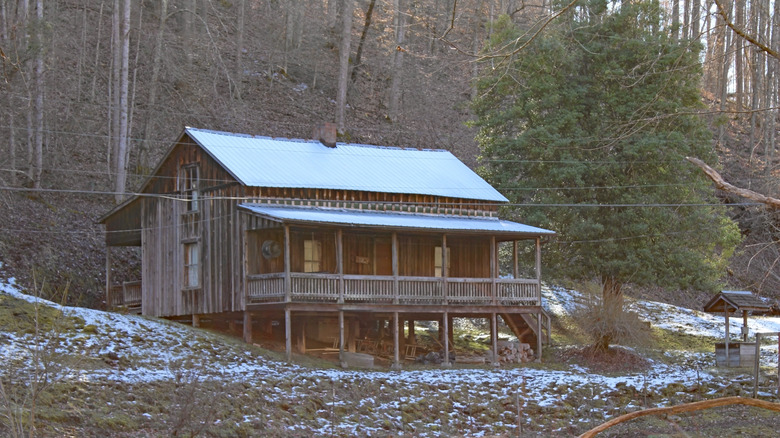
[185,126,449,152]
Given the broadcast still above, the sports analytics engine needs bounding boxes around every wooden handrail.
[246,274,541,305]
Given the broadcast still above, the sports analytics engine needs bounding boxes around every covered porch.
[239,203,555,367]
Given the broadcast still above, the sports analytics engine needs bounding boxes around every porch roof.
[239,204,555,238]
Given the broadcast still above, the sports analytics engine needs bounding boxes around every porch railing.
[246,273,540,306]
[108,280,142,311]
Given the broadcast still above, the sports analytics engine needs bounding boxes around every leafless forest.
[0,0,777,305]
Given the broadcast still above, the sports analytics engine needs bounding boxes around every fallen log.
[579,396,780,438]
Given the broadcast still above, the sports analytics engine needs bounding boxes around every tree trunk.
[110,0,130,202]
[336,0,354,132]
[717,0,732,145]
[351,0,376,82]
[327,0,341,33]
[767,0,779,175]
[109,0,119,184]
[234,0,245,98]
[735,0,744,109]
[141,0,168,173]
[115,0,130,202]
[31,0,43,189]
[388,0,406,123]
[90,1,105,103]
[691,0,700,38]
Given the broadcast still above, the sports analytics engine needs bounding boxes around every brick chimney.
[312,122,337,148]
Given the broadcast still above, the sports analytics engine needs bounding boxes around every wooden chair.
[404,344,418,361]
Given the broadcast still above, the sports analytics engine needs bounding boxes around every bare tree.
[388,0,407,123]
[140,0,169,172]
[234,0,245,98]
[31,0,43,189]
[336,0,354,132]
[109,0,131,202]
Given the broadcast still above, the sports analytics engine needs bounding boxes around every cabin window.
[183,242,199,288]
[179,165,199,212]
[434,246,451,277]
[303,240,322,273]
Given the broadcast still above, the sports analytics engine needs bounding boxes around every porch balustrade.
[245,273,540,306]
[108,280,142,311]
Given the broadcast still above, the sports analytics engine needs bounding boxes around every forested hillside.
[0,0,777,307]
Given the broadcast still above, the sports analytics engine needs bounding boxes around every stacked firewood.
[496,341,534,363]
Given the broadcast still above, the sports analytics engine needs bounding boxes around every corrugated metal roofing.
[239,204,555,236]
[185,127,508,202]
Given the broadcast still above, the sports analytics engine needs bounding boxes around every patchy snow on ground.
[2,274,780,436]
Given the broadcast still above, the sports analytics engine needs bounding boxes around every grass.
[2,288,780,437]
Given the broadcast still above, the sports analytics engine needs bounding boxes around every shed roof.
[239,204,555,238]
[185,127,508,202]
[703,290,772,314]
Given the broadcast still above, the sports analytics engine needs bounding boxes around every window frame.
[303,239,322,273]
[183,240,200,289]
[179,164,199,212]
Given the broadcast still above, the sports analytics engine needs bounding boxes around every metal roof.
[185,127,508,202]
[703,290,772,314]
[238,204,555,237]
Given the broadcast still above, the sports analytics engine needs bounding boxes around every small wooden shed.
[703,290,771,366]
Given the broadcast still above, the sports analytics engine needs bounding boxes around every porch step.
[500,312,551,345]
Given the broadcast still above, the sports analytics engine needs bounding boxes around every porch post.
[490,236,497,305]
[192,314,200,328]
[491,313,499,367]
[243,310,252,344]
[536,312,543,362]
[105,248,112,310]
[442,234,448,305]
[349,318,359,352]
[392,232,399,305]
[725,307,730,366]
[339,311,347,367]
[442,311,451,367]
[392,311,401,370]
[408,319,416,344]
[512,240,519,279]
[448,314,454,346]
[296,317,307,353]
[742,310,749,342]
[535,237,542,305]
[337,229,344,304]
[285,308,292,363]
[284,225,291,302]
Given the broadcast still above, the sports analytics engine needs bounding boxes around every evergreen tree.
[472,0,740,347]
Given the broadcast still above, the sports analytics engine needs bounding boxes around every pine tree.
[472,0,740,349]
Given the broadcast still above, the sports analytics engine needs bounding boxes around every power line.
[0,185,758,208]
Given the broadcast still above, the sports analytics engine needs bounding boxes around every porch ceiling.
[238,203,555,239]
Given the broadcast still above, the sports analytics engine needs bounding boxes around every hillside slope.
[2,270,780,436]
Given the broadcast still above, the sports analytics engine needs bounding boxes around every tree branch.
[713,0,780,61]
[686,157,780,209]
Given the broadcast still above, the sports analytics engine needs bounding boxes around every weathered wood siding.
[141,138,240,317]
[129,132,517,318]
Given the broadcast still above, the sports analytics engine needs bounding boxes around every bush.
[575,283,650,351]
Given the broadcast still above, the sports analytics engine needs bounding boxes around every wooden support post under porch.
[442,311,451,367]
[391,311,401,370]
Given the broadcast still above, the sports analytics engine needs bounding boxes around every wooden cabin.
[100,125,555,368]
